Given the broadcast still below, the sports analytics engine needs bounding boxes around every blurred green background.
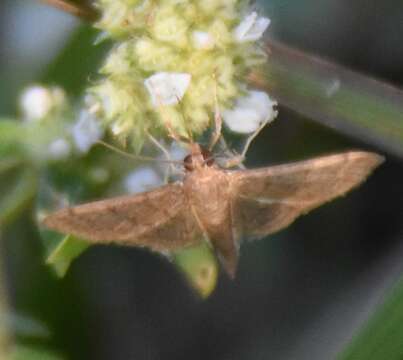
[1,0,403,359]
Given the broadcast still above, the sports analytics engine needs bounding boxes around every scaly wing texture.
[43,183,205,252]
[229,151,384,239]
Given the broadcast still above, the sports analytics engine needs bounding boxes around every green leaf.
[10,344,64,360]
[173,242,219,298]
[255,39,403,158]
[0,120,26,158]
[0,165,37,227]
[338,277,403,360]
[46,235,90,277]
[42,26,110,95]
[0,158,21,175]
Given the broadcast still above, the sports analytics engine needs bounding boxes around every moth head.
[184,143,215,172]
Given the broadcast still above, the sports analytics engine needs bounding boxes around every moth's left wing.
[43,182,207,252]
[228,151,383,239]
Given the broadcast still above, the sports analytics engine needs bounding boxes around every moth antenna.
[219,116,273,169]
[147,133,171,159]
[147,132,181,182]
[209,70,223,151]
[95,140,183,165]
[40,0,98,21]
[239,117,273,160]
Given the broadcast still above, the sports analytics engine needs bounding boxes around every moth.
[43,144,383,277]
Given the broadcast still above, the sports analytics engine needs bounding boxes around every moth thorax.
[184,146,214,172]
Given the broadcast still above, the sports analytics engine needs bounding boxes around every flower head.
[92,0,275,150]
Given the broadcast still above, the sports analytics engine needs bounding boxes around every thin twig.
[39,0,99,21]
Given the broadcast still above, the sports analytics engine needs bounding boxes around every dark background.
[1,0,403,359]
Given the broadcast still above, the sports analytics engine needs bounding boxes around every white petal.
[240,90,277,119]
[48,138,71,160]
[233,12,271,42]
[20,86,53,121]
[72,111,103,153]
[144,72,191,106]
[192,31,215,49]
[124,167,163,194]
[223,91,277,134]
[223,107,262,133]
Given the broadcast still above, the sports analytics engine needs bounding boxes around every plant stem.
[251,39,403,158]
[39,0,98,21]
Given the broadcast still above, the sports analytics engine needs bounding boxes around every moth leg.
[219,121,267,169]
[209,71,223,151]
[216,137,246,169]
[221,153,245,169]
[240,117,271,159]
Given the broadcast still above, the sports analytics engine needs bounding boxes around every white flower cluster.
[19,85,104,161]
[92,0,277,148]
[20,5,277,165]
[141,11,275,135]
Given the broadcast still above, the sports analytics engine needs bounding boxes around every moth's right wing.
[229,151,384,240]
[43,183,205,252]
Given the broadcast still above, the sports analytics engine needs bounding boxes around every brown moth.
[43,144,383,277]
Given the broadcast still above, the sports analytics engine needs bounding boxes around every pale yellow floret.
[92,0,272,150]
[150,6,189,48]
[135,39,182,71]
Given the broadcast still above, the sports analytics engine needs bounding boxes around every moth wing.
[43,182,206,252]
[229,151,384,239]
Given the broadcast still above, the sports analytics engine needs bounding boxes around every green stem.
[251,39,403,158]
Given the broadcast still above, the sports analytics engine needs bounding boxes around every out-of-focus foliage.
[45,235,90,277]
[339,278,403,360]
[173,242,219,298]
[0,120,37,226]
[10,345,63,360]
